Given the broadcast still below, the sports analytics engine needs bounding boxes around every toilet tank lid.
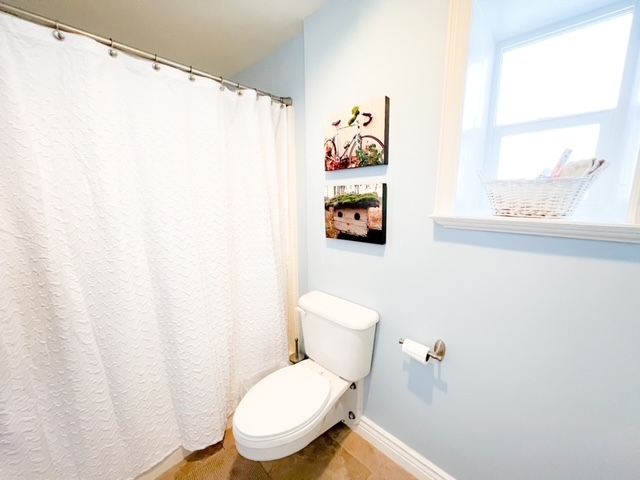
[299,291,379,330]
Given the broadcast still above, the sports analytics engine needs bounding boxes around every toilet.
[232,290,379,461]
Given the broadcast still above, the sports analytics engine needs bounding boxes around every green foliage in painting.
[355,143,384,167]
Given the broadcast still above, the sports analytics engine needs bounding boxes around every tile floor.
[156,422,417,480]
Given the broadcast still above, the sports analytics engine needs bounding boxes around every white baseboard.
[353,416,455,480]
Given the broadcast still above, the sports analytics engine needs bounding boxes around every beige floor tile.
[262,431,344,479]
[318,447,371,480]
[340,430,386,472]
[157,422,413,480]
[367,455,417,480]
[222,427,236,450]
[164,443,222,479]
[330,424,416,480]
[174,447,270,480]
[155,460,187,480]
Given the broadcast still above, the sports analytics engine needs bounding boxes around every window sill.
[430,214,640,243]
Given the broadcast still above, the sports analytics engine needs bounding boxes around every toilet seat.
[233,362,331,441]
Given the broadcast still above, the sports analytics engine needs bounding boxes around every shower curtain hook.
[52,21,65,41]
[236,82,242,96]
[188,66,196,82]
[219,78,226,91]
[108,38,118,57]
[152,54,160,71]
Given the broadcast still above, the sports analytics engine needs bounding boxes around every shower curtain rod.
[0,2,293,106]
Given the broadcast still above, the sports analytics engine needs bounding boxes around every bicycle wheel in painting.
[324,139,340,171]
[348,135,385,168]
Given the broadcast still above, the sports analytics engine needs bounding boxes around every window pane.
[496,13,633,125]
[497,125,600,179]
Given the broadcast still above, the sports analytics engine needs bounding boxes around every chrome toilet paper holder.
[399,338,446,362]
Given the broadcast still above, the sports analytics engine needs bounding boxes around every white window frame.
[431,0,640,243]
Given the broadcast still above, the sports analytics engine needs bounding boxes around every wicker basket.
[480,172,602,218]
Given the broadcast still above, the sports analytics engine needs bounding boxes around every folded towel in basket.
[558,158,607,178]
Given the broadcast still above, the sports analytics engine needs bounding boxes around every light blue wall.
[236,1,640,478]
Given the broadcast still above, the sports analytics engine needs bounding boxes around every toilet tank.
[298,291,379,382]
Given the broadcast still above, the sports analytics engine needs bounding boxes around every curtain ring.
[189,66,196,82]
[108,38,118,57]
[52,21,65,41]
[152,54,160,71]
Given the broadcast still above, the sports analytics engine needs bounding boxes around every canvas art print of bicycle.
[324,96,389,171]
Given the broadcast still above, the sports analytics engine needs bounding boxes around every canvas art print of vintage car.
[324,96,389,171]
[325,184,387,245]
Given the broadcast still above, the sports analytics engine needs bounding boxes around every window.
[495,14,632,127]
[488,9,637,221]
[432,0,640,242]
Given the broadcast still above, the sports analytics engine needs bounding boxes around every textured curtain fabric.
[0,13,289,480]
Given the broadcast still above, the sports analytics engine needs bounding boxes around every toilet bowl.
[232,359,351,461]
[233,291,379,461]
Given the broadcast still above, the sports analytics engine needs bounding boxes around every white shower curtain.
[0,13,290,480]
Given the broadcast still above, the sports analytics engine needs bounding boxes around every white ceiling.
[0,0,327,78]
[3,0,620,78]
